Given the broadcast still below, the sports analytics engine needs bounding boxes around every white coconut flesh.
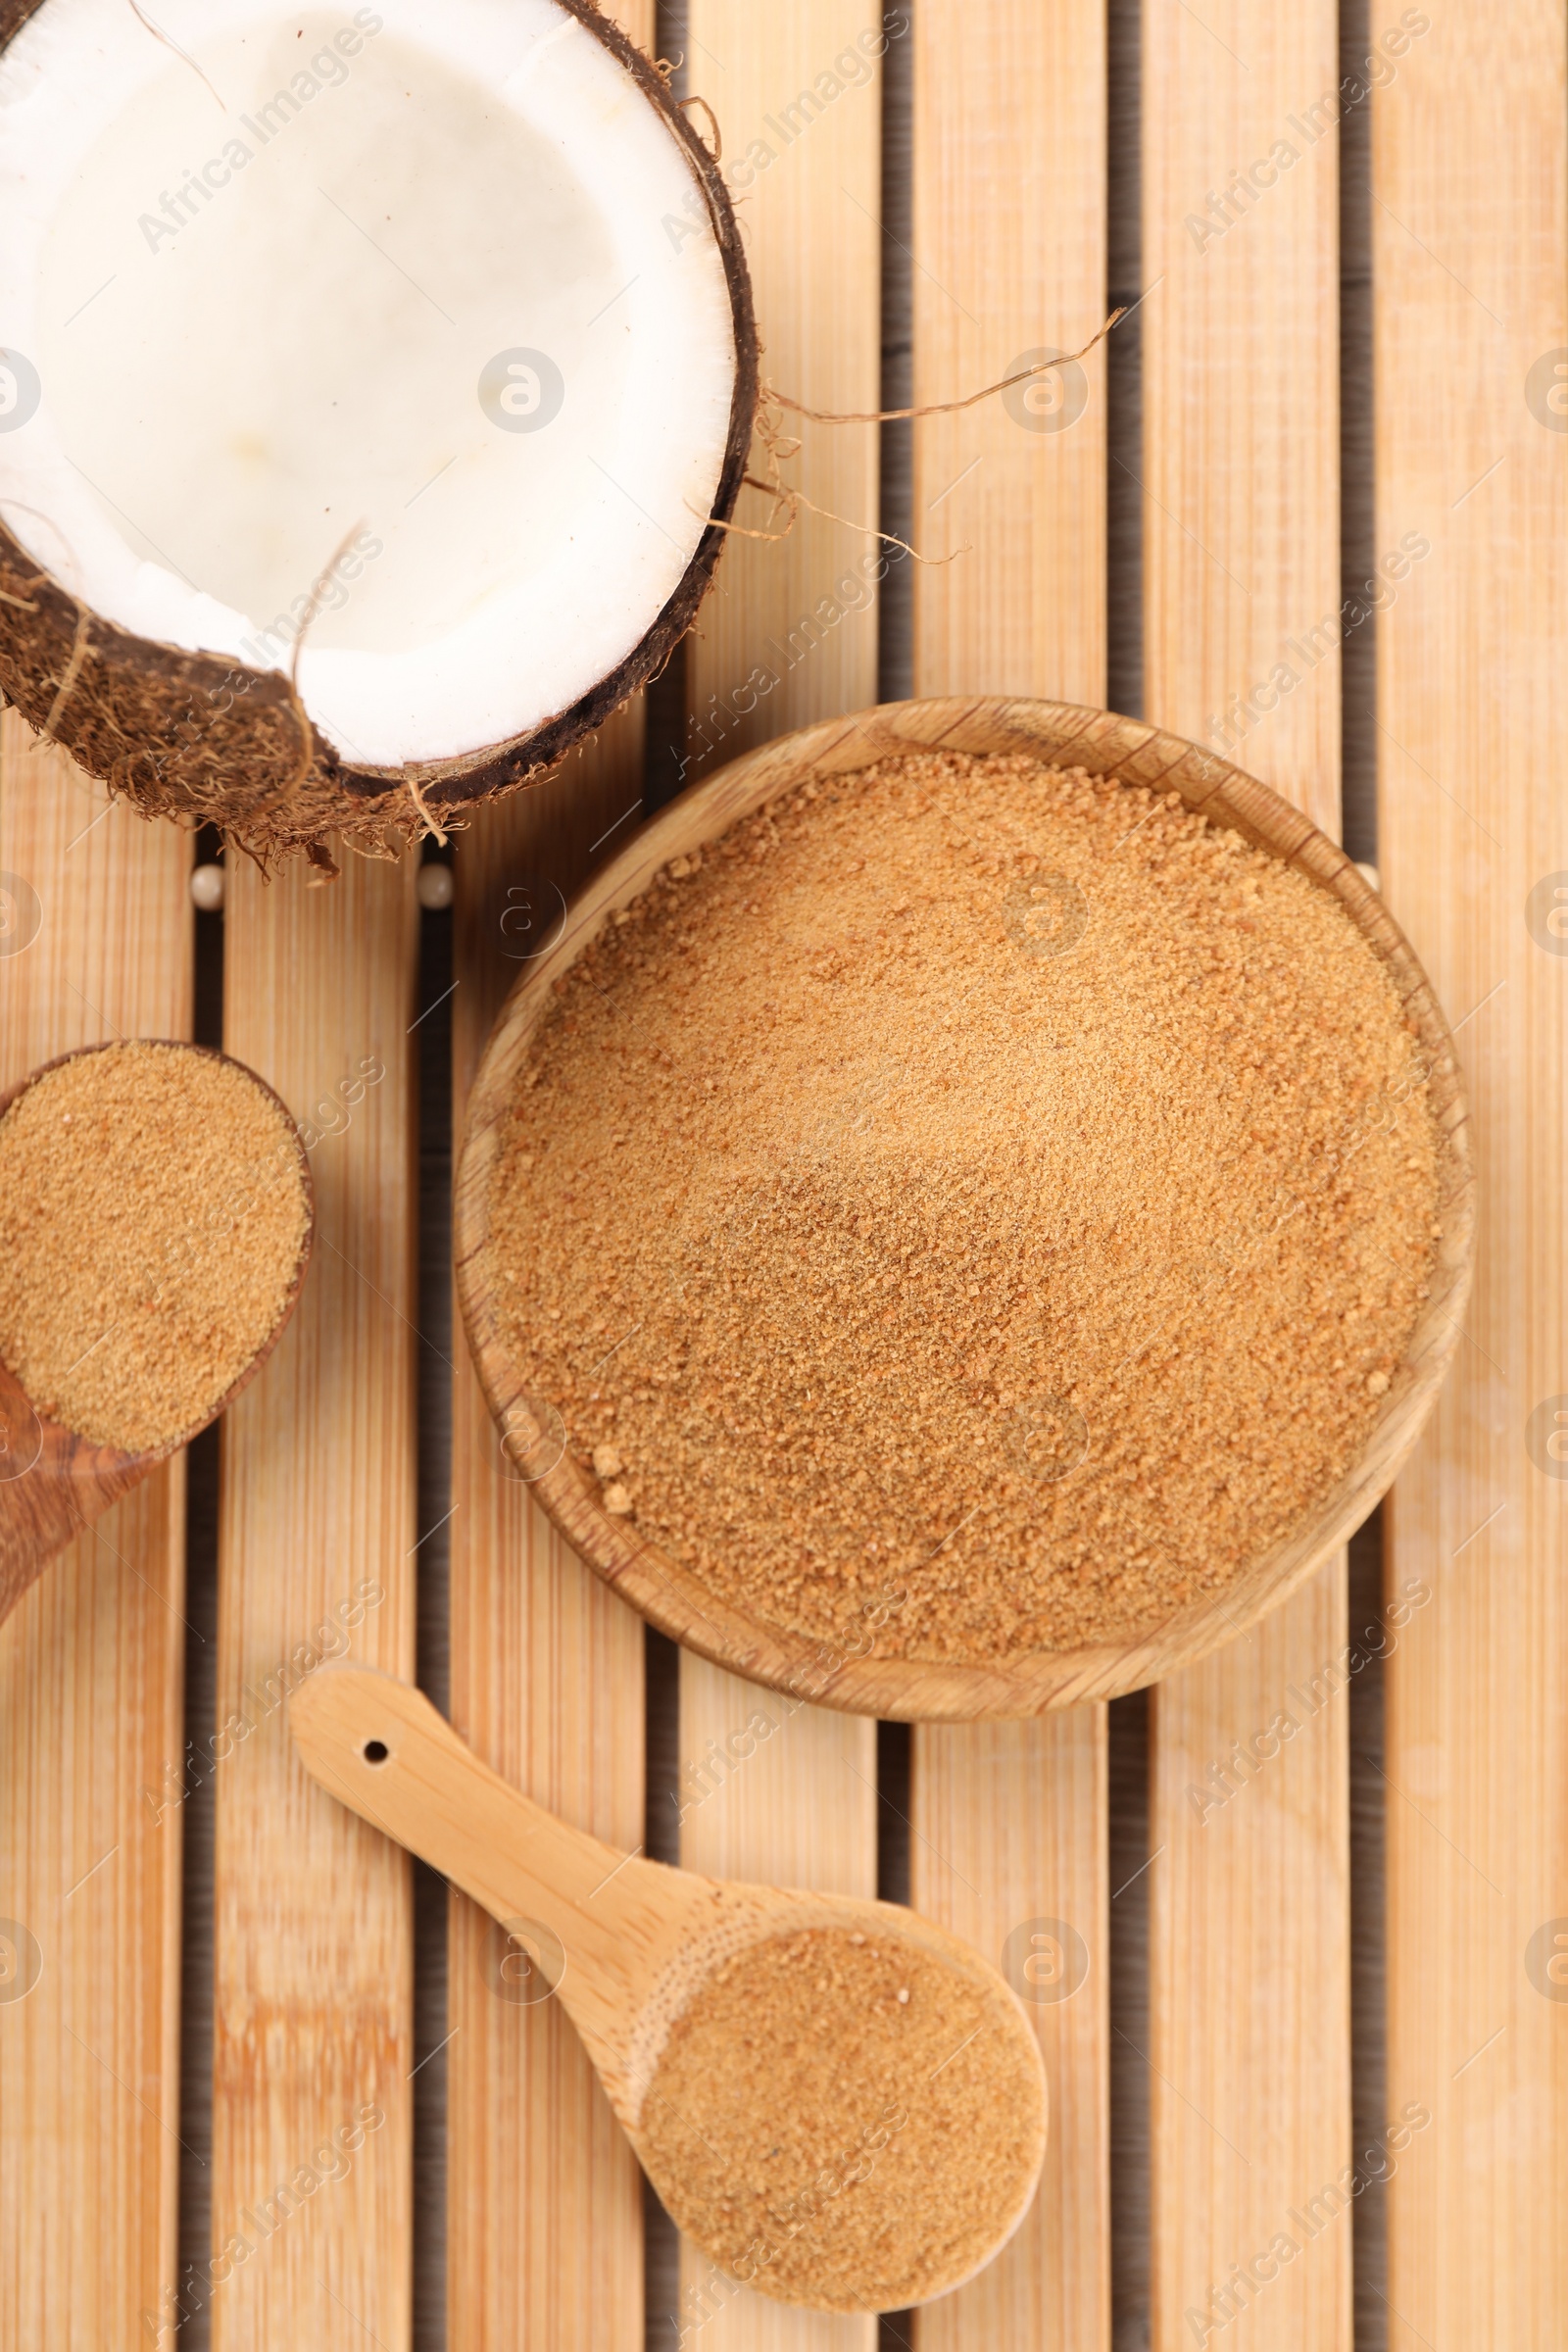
[0,0,738,769]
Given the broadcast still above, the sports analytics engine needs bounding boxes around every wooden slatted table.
[1,5,1562,2350]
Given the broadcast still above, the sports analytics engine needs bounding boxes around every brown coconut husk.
[0,0,759,867]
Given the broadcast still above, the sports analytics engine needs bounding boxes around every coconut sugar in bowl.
[456,700,1474,1720]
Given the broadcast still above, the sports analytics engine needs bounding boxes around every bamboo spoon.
[291,1663,1049,2312]
[0,1040,314,1625]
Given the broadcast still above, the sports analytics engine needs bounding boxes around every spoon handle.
[0,1360,144,1625]
[289,1662,657,2088]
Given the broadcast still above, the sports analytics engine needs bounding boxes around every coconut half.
[0,0,755,858]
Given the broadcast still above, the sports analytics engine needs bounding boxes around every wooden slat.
[682,0,881,784]
[676,6,881,2344]
[1376,11,1568,2343]
[448,718,649,2352]
[1141,7,1349,2347]
[907,3,1108,2345]
[911,1723,1107,2347]
[213,853,418,2350]
[909,0,1106,708]
[1147,1601,1348,2350]
[0,734,190,2348]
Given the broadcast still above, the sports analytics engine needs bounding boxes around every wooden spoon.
[291,1663,1049,2313]
[0,1040,314,1625]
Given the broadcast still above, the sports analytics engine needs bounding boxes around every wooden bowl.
[455,699,1475,1719]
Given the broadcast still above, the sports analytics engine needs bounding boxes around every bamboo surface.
[911,1722,1107,2348]
[908,2,1109,2342]
[7,2,1565,2343]
[682,0,882,784]
[910,0,1106,709]
[676,7,881,2346]
[449,719,650,2352]
[1376,11,1568,2343]
[0,733,190,2349]
[1141,6,1350,2347]
[212,853,418,2352]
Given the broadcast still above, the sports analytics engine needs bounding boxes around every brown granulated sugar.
[487,752,1443,1662]
[638,1925,1041,2310]
[0,1043,310,1452]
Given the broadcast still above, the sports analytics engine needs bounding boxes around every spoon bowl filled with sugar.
[291,1661,1048,2311]
[0,1039,314,1623]
[456,697,1475,1719]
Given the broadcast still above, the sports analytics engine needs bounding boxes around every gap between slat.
[1105,6,1151,2334]
[174,832,225,2352]
[641,18,690,2333]
[413,867,456,2352]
